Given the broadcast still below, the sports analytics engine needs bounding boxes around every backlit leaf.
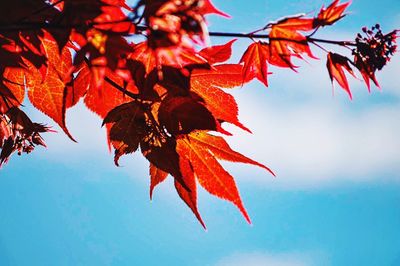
[326,52,356,99]
[240,42,270,86]
[315,0,351,27]
[149,163,169,200]
[177,133,251,224]
[268,16,316,68]
[191,64,250,132]
[174,157,206,228]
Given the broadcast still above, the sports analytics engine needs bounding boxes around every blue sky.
[1,1,400,265]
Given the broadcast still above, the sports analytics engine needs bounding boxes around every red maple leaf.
[326,52,356,99]
[176,131,274,225]
[174,156,206,228]
[268,16,316,69]
[198,0,230,18]
[315,0,351,27]
[193,41,250,132]
[191,64,250,132]
[240,41,271,86]
[149,163,168,200]
[199,39,236,64]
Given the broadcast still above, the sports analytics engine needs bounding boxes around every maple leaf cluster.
[0,0,397,227]
[240,0,398,98]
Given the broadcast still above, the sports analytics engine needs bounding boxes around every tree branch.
[18,0,64,22]
[104,76,141,101]
[0,22,357,47]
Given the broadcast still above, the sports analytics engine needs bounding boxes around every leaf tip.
[64,128,77,143]
[235,200,251,225]
[199,219,207,230]
[270,169,277,178]
[149,190,154,201]
[244,213,252,225]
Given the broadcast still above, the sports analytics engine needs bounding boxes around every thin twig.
[307,37,356,47]
[18,0,65,22]
[0,20,357,47]
[104,76,141,100]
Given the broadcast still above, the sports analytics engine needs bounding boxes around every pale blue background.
[1,1,399,265]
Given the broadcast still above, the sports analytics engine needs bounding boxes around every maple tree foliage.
[0,0,398,228]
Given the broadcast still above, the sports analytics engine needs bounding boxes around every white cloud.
[214,251,321,266]
[43,103,110,154]
[379,55,400,96]
[223,100,400,188]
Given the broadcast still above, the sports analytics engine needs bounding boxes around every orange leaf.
[84,69,136,118]
[67,64,90,108]
[41,36,73,78]
[149,163,168,200]
[326,52,356,99]
[174,157,206,229]
[198,0,230,18]
[240,42,270,86]
[199,39,236,64]
[191,64,243,89]
[189,132,275,176]
[191,64,250,132]
[177,133,252,224]
[2,67,26,105]
[94,6,135,33]
[26,65,75,139]
[25,37,76,140]
[315,0,351,27]
[130,42,207,74]
[0,116,12,145]
[269,17,316,68]
[43,38,87,110]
